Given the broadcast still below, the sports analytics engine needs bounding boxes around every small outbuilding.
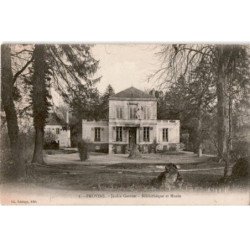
[45,112,71,148]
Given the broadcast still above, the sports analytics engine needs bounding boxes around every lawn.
[24,151,247,192]
[1,151,248,194]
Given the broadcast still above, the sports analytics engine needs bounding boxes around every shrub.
[169,144,177,151]
[232,157,249,178]
[0,127,34,177]
[230,140,250,161]
[19,128,35,164]
[44,130,59,149]
[78,139,89,161]
[150,139,158,153]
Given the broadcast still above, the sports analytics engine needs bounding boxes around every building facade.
[45,112,71,148]
[82,87,180,154]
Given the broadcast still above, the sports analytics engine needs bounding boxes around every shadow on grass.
[21,161,248,193]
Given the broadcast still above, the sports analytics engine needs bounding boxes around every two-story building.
[82,87,180,154]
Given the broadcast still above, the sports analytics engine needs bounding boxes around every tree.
[36,44,100,155]
[31,45,51,164]
[99,84,115,120]
[1,44,33,179]
[151,44,249,176]
[1,44,100,173]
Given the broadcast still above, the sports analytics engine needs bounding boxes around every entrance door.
[129,127,137,149]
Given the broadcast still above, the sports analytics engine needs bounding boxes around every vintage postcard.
[1,44,249,205]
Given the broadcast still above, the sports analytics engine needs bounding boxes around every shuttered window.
[144,107,151,119]
[116,127,123,141]
[116,107,123,119]
[129,106,137,119]
[143,127,150,142]
[163,128,168,142]
[95,128,101,142]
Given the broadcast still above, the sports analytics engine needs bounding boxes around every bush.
[169,144,177,151]
[149,139,158,153]
[19,129,35,164]
[44,130,59,149]
[230,140,250,161]
[78,139,89,161]
[231,157,249,178]
[0,127,34,179]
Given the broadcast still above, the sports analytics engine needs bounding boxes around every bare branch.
[12,55,34,85]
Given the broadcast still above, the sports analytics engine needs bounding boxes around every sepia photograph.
[1,43,249,205]
[1,1,250,250]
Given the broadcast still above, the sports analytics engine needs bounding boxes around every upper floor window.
[116,127,123,141]
[162,128,168,142]
[129,106,137,119]
[144,107,151,119]
[116,107,123,119]
[56,128,60,134]
[95,127,101,142]
[143,127,150,142]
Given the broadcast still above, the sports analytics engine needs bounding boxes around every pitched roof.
[46,112,66,126]
[109,87,156,100]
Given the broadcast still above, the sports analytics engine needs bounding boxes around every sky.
[92,44,161,94]
[52,44,161,106]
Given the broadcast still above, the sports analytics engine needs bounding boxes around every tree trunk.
[216,46,232,177]
[197,110,203,157]
[32,128,44,164]
[216,47,228,160]
[31,45,48,165]
[1,44,25,179]
[228,96,233,152]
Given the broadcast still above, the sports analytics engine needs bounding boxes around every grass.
[45,149,78,155]
[1,151,248,193]
[27,160,248,192]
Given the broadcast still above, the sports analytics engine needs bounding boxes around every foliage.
[99,84,115,120]
[231,157,249,178]
[44,130,59,150]
[151,44,250,170]
[128,145,141,159]
[10,44,101,164]
[230,140,250,161]
[78,139,89,161]
[0,127,34,173]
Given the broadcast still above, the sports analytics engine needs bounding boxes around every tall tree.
[31,45,51,164]
[30,44,100,159]
[99,84,115,120]
[1,45,26,178]
[151,44,249,176]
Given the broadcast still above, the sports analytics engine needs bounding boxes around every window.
[144,107,151,119]
[116,127,123,141]
[129,106,137,119]
[163,128,168,142]
[95,128,101,142]
[143,127,150,142]
[56,128,60,134]
[116,107,123,119]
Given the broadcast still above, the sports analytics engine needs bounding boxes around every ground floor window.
[95,127,101,141]
[116,127,123,141]
[56,128,60,134]
[163,128,168,142]
[143,127,150,142]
